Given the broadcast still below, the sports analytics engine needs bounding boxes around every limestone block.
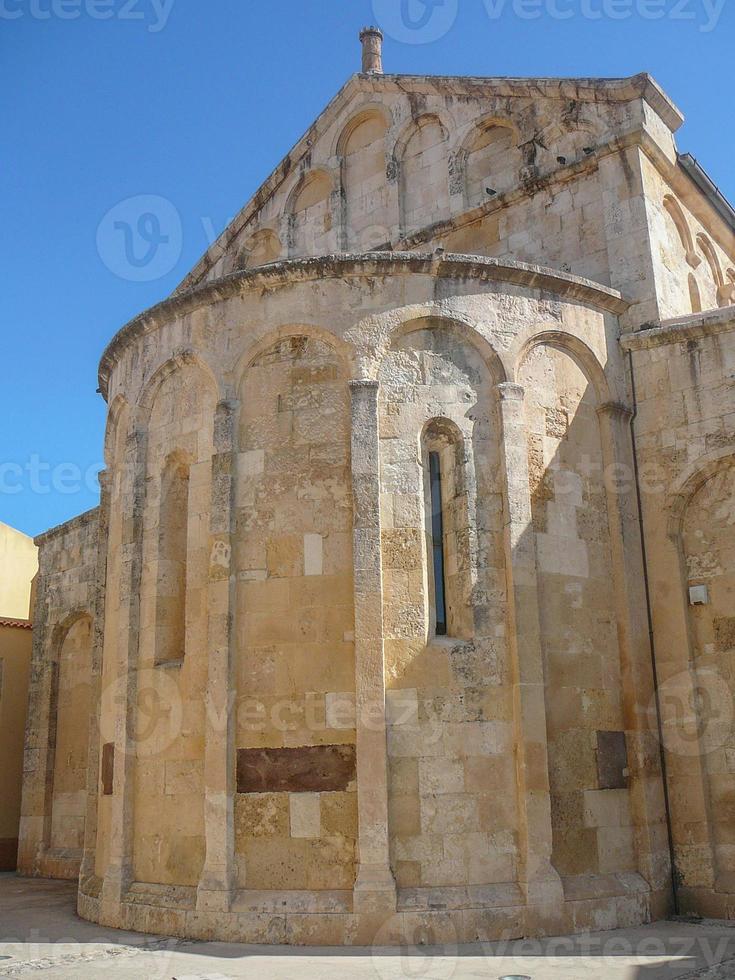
[289,793,321,839]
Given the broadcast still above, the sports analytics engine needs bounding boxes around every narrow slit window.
[429,451,447,636]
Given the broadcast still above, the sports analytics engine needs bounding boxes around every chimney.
[360,26,384,74]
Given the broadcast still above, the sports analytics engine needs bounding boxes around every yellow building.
[0,522,37,870]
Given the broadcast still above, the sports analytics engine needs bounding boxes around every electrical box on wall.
[689,585,709,606]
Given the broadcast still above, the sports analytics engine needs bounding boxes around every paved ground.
[1,875,735,979]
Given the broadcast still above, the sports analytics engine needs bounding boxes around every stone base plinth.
[78,875,670,946]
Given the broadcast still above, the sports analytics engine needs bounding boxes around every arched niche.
[378,317,516,894]
[462,119,520,208]
[48,613,93,865]
[517,340,635,880]
[237,228,281,270]
[679,461,735,886]
[397,115,450,235]
[288,170,334,257]
[233,330,356,892]
[132,355,217,889]
[339,109,390,251]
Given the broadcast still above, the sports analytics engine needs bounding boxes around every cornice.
[98,252,627,399]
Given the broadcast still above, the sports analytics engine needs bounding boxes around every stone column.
[349,378,397,914]
[100,427,146,916]
[197,400,237,912]
[497,382,563,910]
[597,402,674,909]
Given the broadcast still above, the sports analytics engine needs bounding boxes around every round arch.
[103,394,130,470]
[334,104,391,159]
[391,111,452,166]
[51,609,94,659]
[234,322,352,391]
[137,349,221,418]
[514,329,612,405]
[284,167,337,217]
[386,311,509,387]
[236,228,282,271]
[667,448,735,541]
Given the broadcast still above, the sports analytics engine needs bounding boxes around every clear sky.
[2,0,733,537]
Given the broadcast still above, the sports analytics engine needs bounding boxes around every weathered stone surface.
[18,35,735,945]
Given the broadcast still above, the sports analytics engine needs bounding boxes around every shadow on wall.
[515,341,645,883]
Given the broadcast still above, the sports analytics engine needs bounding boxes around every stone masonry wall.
[623,307,735,919]
[18,508,100,880]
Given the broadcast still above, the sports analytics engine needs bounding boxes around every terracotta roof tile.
[0,618,32,630]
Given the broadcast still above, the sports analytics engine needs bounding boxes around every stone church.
[18,28,735,945]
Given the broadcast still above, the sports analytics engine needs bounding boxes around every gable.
[176,72,684,293]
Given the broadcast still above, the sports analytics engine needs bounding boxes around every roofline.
[678,153,735,233]
[621,305,735,352]
[174,70,682,294]
[99,251,628,397]
[0,617,32,630]
[35,507,100,548]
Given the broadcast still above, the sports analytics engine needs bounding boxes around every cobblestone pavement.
[1,875,735,979]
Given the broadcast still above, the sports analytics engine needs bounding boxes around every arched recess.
[697,233,727,307]
[236,228,281,270]
[515,329,612,405]
[517,339,636,881]
[671,453,735,890]
[338,108,390,251]
[663,195,699,269]
[391,312,508,387]
[47,612,93,868]
[459,118,521,208]
[155,450,193,666]
[132,353,218,889]
[396,114,450,235]
[378,316,517,895]
[287,169,335,257]
[138,349,221,419]
[233,330,357,892]
[103,394,130,471]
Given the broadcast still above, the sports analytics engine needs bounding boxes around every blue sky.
[2,0,732,537]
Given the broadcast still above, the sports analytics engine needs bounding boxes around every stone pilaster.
[497,382,563,909]
[79,469,111,890]
[349,378,396,914]
[16,574,53,875]
[101,427,146,914]
[597,401,674,905]
[197,400,238,912]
